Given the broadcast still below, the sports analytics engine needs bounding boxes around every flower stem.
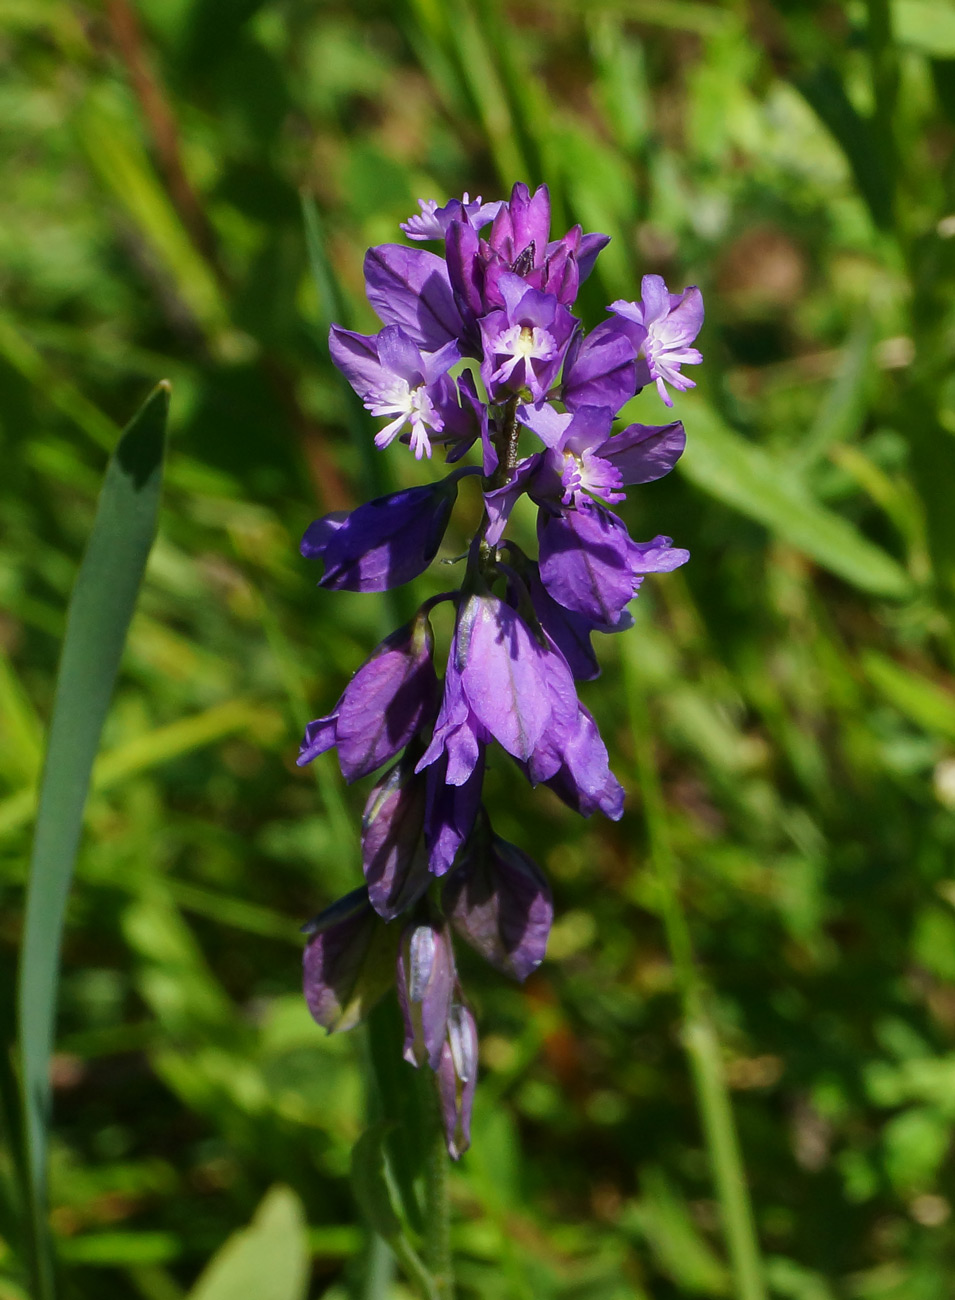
[623,646,767,1300]
[420,1073,455,1300]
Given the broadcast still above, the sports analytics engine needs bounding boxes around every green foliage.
[3,0,955,1298]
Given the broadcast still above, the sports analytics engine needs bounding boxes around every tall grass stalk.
[623,641,767,1300]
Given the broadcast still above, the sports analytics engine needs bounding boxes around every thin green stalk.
[361,1232,395,1300]
[420,1077,454,1300]
[623,642,767,1300]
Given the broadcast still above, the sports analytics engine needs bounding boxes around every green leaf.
[862,650,955,740]
[893,0,955,56]
[187,1186,309,1300]
[350,1122,404,1243]
[16,382,169,1300]
[795,64,894,230]
[350,1120,438,1300]
[679,399,912,598]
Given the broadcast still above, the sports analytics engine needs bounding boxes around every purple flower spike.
[297,181,703,1152]
[437,995,478,1160]
[329,325,460,460]
[397,917,456,1069]
[361,753,430,919]
[364,244,465,352]
[610,274,704,407]
[301,473,473,592]
[298,612,438,782]
[455,590,578,766]
[303,888,398,1033]
[443,821,553,981]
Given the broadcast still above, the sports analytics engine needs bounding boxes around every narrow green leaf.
[893,0,955,56]
[350,1120,437,1300]
[300,193,394,504]
[16,382,169,1300]
[351,1123,404,1243]
[862,650,955,740]
[795,64,894,231]
[796,314,876,468]
[76,92,246,361]
[679,399,912,598]
[0,698,278,839]
[187,1186,308,1300]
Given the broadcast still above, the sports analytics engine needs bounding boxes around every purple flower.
[528,559,630,682]
[364,243,465,352]
[518,403,686,507]
[361,752,430,919]
[561,319,637,414]
[478,274,576,403]
[484,182,552,271]
[423,750,486,877]
[303,888,398,1033]
[444,183,609,336]
[437,995,478,1160]
[528,702,624,821]
[538,498,689,624]
[329,325,460,460]
[298,612,438,781]
[482,183,609,308]
[443,819,553,981]
[610,274,703,407]
[401,193,502,241]
[301,472,474,592]
[416,623,490,789]
[452,588,579,769]
[397,917,456,1069]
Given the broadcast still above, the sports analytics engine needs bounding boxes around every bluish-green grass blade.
[16,381,169,1300]
[680,399,912,598]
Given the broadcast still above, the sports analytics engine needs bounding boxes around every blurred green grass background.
[3,0,955,1296]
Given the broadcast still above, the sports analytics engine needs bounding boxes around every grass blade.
[16,381,169,1299]
[679,399,912,598]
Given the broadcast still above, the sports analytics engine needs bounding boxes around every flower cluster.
[299,184,702,1158]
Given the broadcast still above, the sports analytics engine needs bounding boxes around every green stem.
[624,645,767,1300]
[420,1075,454,1300]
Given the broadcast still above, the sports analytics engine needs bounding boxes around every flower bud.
[396,918,455,1070]
[437,996,478,1160]
[301,476,466,592]
[298,611,438,782]
[443,821,553,981]
[361,752,430,920]
[302,888,398,1033]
